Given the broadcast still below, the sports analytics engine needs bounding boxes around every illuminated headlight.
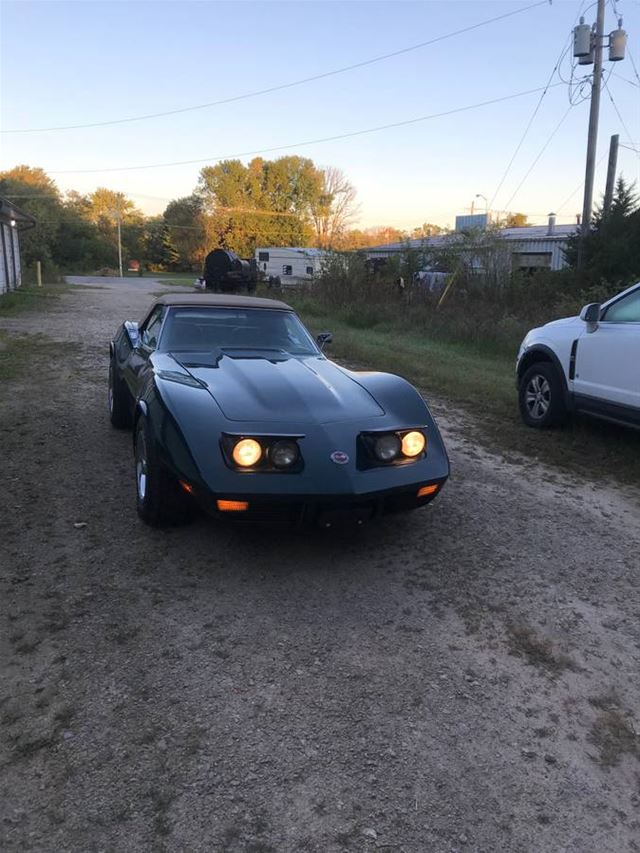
[401,430,426,458]
[232,438,262,467]
[270,439,300,469]
[374,434,402,462]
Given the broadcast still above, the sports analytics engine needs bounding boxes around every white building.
[0,198,36,294]
[255,247,328,287]
[363,214,578,275]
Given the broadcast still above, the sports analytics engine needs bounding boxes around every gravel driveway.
[1,277,639,852]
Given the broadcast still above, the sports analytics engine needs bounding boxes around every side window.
[141,307,164,349]
[306,266,314,275]
[258,251,269,262]
[602,289,640,324]
[282,265,292,276]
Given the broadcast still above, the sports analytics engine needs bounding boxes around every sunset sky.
[2,0,639,228]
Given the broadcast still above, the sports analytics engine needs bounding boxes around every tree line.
[0,159,447,278]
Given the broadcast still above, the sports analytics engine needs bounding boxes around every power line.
[43,81,565,175]
[1,1,549,134]
[603,80,640,154]
[502,103,577,210]
[555,150,609,212]
[489,30,572,209]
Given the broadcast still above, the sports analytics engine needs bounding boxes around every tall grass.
[302,252,620,355]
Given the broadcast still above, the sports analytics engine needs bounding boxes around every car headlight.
[401,430,426,457]
[270,439,300,469]
[374,434,402,462]
[232,438,262,467]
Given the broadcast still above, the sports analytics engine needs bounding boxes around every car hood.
[174,351,385,424]
[543,315,582,329]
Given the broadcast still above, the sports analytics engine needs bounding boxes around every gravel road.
[1,277,639,853]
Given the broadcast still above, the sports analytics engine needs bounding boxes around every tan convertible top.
[153,292,294,311]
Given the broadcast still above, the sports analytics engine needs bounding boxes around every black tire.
[108,358,133,429]
[519,362,568,428]
[134,417,194,527]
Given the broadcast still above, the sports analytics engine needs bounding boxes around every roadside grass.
[0,283,76,317]
[291,297,640,487]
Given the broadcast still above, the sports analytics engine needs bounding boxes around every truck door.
[573,287,640,411]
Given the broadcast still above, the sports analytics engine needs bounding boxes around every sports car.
[108,293,449,527]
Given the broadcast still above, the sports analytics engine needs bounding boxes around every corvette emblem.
[330,451,349,465]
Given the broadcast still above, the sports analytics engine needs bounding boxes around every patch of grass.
[589,708,639,766]
[291,299,640,487]
[0,282,74,316]
[0,332,82,382]
[507,623,577,675]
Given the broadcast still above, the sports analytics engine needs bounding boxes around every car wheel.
[108,358,132,429]
[519,362,568,428]
[134,418,194,527]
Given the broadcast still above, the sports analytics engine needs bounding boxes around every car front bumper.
[193,477,448,527]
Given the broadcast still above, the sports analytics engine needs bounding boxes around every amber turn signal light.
[417,484,439,498]
[179,480,194,495]
[217,500,249,512]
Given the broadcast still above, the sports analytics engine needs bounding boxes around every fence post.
[36,261,42,287]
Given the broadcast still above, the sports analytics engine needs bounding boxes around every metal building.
[363,215,578,274]
[0,198,36,295]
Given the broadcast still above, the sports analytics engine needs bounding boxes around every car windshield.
[159,307,319,356]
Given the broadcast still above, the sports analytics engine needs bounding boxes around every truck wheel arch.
[518,345,572,410]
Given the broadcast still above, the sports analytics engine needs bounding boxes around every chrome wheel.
[135,430,148,501]
[525,374,551,420]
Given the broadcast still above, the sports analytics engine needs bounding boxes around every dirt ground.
[1,277,639,853]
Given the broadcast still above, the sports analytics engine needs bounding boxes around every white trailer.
[254,247,327,288]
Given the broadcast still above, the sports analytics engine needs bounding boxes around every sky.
[1,0,639,229]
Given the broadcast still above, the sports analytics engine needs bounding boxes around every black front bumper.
[198,479,447,527]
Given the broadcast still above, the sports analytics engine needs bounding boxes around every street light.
[475,193,489,214]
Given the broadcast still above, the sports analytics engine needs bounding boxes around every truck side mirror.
[579,303,601,331]
[316,332,333,350]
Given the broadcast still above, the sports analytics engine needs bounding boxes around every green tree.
[565,177,640,287]
[0,165,62,268]
[144,217,179,269]
[163,195,208,270]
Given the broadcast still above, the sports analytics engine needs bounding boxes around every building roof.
[154,292,294,311]
[363,222,578,253]
[0,197,36,230]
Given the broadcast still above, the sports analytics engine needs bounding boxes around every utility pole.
[578,0,606,267]
[573,1,628,267]
[603,133,619,216]
[112,210,123,278]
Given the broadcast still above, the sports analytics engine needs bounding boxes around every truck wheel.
[109,358,132,429]
[134,418,194,527]
[519,362,568,428]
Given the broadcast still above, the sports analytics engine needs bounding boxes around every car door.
[124,305,165,397]
[573,287,640,411]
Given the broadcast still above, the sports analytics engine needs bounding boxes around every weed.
[507,623,577,675]
[589,709,639,766]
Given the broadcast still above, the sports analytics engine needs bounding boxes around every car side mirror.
[579,303,601,331]
[316,332,333,351]
[125,320,140,348]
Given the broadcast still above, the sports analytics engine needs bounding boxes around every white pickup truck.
[516,281,640,429]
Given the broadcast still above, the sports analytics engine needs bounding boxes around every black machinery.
[203,249,257,293]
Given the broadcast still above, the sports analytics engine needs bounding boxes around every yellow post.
[36,261,42,287]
